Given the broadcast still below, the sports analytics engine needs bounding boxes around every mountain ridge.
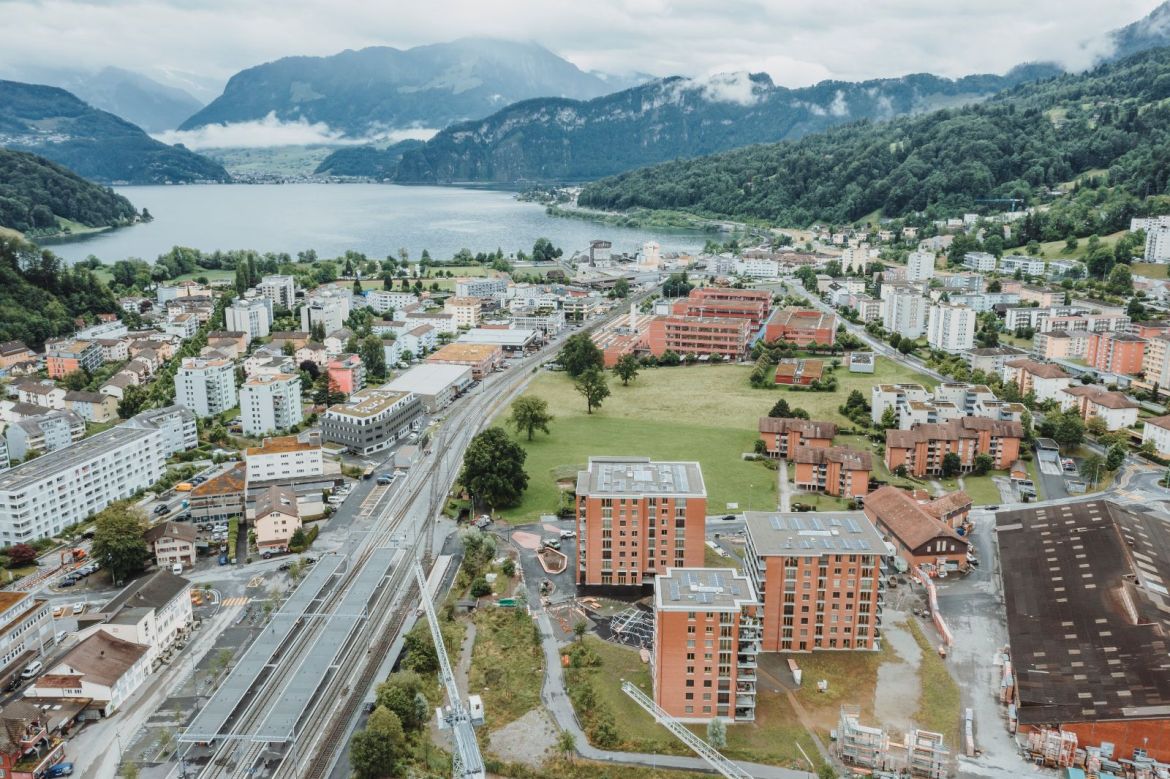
[0,80,230,184]
[0,148,140,235]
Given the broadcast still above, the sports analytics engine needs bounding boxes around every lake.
[44,183,706,264]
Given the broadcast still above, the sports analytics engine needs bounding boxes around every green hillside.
[0,149,139,236]
[578,48,1170,225]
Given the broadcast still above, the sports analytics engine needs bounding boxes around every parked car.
[20,661,41,679]
[58,579,76,588]
[51,605,65,618]
[192,475,207,484]
[721,514,738,521]
[376,476,392,485]
[71,602,85,615]
[559,529,576,539]
[154,504,171,515]
[46,762,74,777]
[542,538,561,550]
[54,631,67,644]
[171,563,183,575]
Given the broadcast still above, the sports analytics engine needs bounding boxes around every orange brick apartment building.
[646,315,751,360]
[763,308,837,347]
[793,446,871,498]
[575,457,707,588]
[884,417,1022,477]
[652,567,761,722]
[671,288,771,332]
[1086,332,1147,375]
[757,417,837,458]
[743,511,888,652]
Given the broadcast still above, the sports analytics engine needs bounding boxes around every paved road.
[777,459,792,511]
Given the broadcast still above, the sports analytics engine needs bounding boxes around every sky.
[0,0,1164,103]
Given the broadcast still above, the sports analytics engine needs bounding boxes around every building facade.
[763,308,837,346]
[321,390,423,456]
[757,418,837,458]
[926,304,976,352]
[239,373,303,436]
[575,457,707,588]
[225,296,273,341]
[645,316,751,360]
[793,446,871,498]
[744,511,887,652]
[174,357,237,417]
[652,567,760,723]
[1085,332,1147,375]
[245,435,325,483]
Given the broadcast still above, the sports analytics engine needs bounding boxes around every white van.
[21,661,42,679]
[171,563,183,575]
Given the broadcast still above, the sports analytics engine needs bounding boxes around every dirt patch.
[874,610,922,735]
[487,707,559,768]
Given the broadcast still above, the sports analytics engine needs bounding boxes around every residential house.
[256,275,296,309]
[326,353,365,395]
[144,522,197,568]
[249,485,302,553]
[45,340,102,379]
[95,338,130,363]
[1059,385,1140,431]
[64,391,118,423]
[14,382,65,411]
[793,446,871,498]
[24,630,151,716]
[757,418,837,458]
[0,342,34,370]
[245,434,324,484]
[1001,359,1072,402]
[294,341,329,370]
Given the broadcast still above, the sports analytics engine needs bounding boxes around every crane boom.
[621,681,755,779]
[414,560,485,779]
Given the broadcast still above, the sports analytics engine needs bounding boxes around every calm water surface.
[46,183,705,263]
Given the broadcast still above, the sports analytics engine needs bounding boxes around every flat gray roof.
[744,511,887,557]
[253,547,401,740]
[576,456,705,497]
[457,328,538,347]
[0,426,156,491]
[383,363,472,395]
[655,567,757,611]
[180,554,345,742]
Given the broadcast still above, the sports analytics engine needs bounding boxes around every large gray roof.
[576,456,705,498]
[744,511,887,557]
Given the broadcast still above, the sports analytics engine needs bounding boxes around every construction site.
[835,705,949,779]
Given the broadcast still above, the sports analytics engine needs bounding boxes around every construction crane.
[974,197,1025,212]
[621,681,755,779]
[414,560,485,779]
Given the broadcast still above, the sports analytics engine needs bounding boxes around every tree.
[62,370,88,391]
[879,407,897,430]
[7,544,37,567]
[375,672,429,732]
[91,502,149,586]
[310,321,327,342]
[459,427,529,511]
[532,238,563,262]
[971,453,995,476]
[613,354,640,386]
[359,334,386,381]
[706,717,727,749]
[509,396,553,441]
[1085,416,1108,437]
[940,452,962,478]
[768,398,792,418]
[1053,410,1085,450]
[313,373,345,407]
[573,620,588,641]
[1105,442,1127,471]
[349,706,406,779]
[117,384,148,419]
[558,332,604,377]
[574,369,610,415]
[1081,452,1107,487]
[613,278,630,298]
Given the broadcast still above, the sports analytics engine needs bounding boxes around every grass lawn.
[467,607,545,732]
[704,545,741,570]
[497,360,935,523]
[566,638,824,770]
[906,620,962,748]
[1035,229,1125,261]
[1132,262,1168,280]
[948,473,1007,506]
[784,641,894,732]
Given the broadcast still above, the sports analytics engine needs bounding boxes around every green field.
[1133,262,1169,280]
[1034,229,1125,261]
[496,359,934,522]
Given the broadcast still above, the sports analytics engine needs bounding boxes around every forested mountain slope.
[577,49,1170,225]
[0,149,139,235]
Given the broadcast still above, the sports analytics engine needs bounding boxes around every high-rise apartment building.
[225,296,273,341]
[575,457,707,588]
[174,357,237,417]
[905,250,936,282]
[239,373,303,436]
[743,511,888,653]
[256,275,297,309]
[926,304,976,352]
[652,567,760,722]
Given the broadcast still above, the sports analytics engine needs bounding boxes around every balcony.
[736,693,757,708]
[735,707,756,722]
[736,653,757,669]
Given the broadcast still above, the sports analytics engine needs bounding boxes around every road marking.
[221,596,251,606]
[246,576,264,588]
[359,484,390,516]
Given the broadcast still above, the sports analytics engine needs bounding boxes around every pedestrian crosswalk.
[221,596,250,606]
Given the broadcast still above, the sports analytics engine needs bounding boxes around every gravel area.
[487,707,560,768]
[874,610,922,735]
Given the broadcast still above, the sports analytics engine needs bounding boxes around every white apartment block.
[367,290,418,315]
[455,277,509,299]
[245,436,325,483]
[1142,415,1170,456]
[300,290,351,334]
[256,275,297,309]
[927,304,976,352]
[225,296,273,341]
[0,592,53,676]
[1132,216,1170,263]
[947,291,1020,313]
[443,296,482,328]
[123,405,198,456]
[175,357,238,418]
[872,382,1023,429]
[1004,306,1079,332]
[735,258,781,279]
[906,250,936,282]
[0,426,166,543]
[998,255,1047,277]
[239,373,303,436]
[882,290,928,339]
[962,252,997,272]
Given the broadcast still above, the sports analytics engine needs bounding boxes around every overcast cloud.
[0,0,1161,99]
